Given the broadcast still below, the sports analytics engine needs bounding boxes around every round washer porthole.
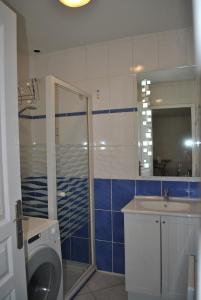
[27,247,61,300]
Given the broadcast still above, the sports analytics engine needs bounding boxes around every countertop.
[121,196,201,218]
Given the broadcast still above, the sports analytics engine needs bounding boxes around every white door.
[161,216,199,300]
[124,213,161,296]
[0,2,27,300]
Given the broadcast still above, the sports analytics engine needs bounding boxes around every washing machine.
[23,217,63,300]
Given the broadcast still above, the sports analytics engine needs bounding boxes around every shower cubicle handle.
[15,200,24,250]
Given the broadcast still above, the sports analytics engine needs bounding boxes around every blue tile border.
[19,107,138,119]
[92,109,110,115]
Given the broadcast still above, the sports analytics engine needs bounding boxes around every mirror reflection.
[137,66,200,178]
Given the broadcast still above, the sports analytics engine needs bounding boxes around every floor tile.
[87,271,123,291]
[92,284,127,300]
[73,292,95,300]
[77,284,91,295]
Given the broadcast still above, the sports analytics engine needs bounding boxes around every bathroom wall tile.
[112,212,124,243]
[110,146,138,179]
[162,181,189,197]
[61,238,71,260]
[133,34,158,72]
[110,112,138,146]
[56,84,87,113]
[71,237,89,263]
[185,28,195,66]
[93,114,111,146]
[93,146,111,179]
[29,54,48,78]
[94,179,111,210]
[96,240,112,272]
[108,38,132,76]
[157,30,186,69]
[189,182,201,198]
[113,243,125,274]
[136,180,161,196]
[86,43,109,79]
[56,116,88,145]
[31,119,46,144]
[88,78,110,110]
[112,179,135,211]
[47,47,86,82]
[95,210,112,241]
[72,222,89,239]
[110,75,136,109]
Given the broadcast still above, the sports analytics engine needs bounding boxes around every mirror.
[137,66,200,178]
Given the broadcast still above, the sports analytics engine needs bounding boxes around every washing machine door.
[27,246,62,300]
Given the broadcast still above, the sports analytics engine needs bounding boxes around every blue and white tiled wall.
[94,178,201,274]
[28,29,200,275]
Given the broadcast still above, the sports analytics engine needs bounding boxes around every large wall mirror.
[137,66,201,178]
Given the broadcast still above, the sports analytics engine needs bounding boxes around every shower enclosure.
[19,76,95,299]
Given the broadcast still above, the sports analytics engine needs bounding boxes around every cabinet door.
[161,216,199,300]
[124,214,161,296]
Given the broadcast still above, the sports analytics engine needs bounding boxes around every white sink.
[137,200,191,212]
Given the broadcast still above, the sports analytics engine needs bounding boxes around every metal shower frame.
[45,75,96,299]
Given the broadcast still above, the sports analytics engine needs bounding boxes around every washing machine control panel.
[28,233,41,244]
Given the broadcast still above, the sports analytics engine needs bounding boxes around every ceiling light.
[59,0,91,7]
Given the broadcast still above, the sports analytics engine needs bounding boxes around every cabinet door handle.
[155,220,159,223]
[162,221,166,224]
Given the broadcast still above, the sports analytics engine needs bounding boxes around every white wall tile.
[29,54,48,78]
[110,146,138,179]
[110,75,136,109]
[73,80,91,94]
[86,43,108,79]
[19,119,32,145]
[110,112,138,146]
[133,34,158,72]
[93,146,111,179]
[31,119,46,144]
[47,47,86,83]
[87,78,110,110]
[56,116,88,145]
[108,38,132,76]
[185,28,195,66]
[55,85,87,113]
[93,114,111,146]
[157,30,186,69]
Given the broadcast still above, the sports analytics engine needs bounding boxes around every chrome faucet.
[163,188,169,201]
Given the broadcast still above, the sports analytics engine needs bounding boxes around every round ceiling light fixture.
[59,0,91,8]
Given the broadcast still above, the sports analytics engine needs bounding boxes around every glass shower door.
[54,83,92,294]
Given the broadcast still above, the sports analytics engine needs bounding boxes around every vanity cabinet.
[124,213,199,300]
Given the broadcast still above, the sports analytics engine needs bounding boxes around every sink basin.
[137,200,191,212]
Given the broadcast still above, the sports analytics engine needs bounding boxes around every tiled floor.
[63,260,89,294]
[73,271,127,300]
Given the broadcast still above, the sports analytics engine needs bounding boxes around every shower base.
[63,259,89,294]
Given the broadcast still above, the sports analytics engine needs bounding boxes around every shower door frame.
[45,75,96,299]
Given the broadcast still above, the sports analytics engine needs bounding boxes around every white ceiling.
[5,0,193,54]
